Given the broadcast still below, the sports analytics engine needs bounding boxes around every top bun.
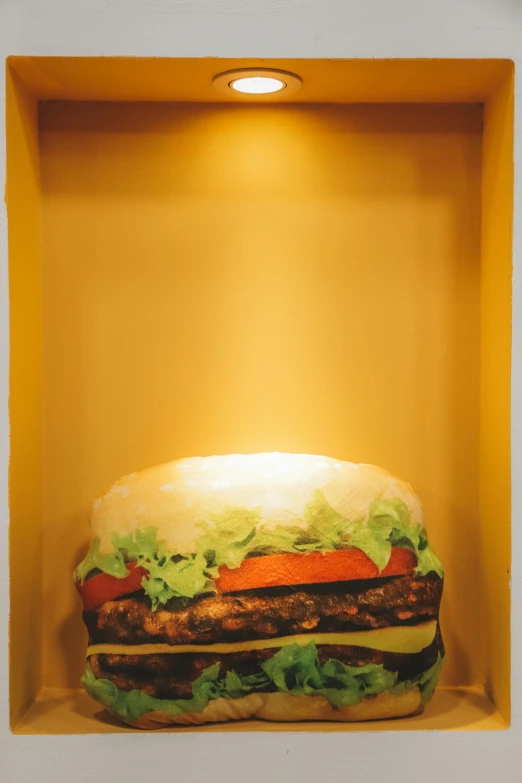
[90,453,424,555]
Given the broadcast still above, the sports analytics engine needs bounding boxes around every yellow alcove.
[6,57,512,733]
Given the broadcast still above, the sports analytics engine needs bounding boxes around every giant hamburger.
[75,453,444,727]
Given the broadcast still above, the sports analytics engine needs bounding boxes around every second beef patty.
[88,630,443,700]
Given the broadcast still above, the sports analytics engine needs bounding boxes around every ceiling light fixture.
[231,76,285,95]
[213,68,302,99]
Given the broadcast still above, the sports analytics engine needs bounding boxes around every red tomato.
[215,547,416,593]
[76,547,416,609]
[76,562,148,611]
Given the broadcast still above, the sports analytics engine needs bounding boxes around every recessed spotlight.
[231,76,285,95]
[213,68,302,99]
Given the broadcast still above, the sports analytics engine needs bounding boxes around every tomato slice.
[76,547,416,609]
[215,547,416,593]
[76,562,148,611]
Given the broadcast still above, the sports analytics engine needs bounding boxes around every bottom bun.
[132,688,422,729]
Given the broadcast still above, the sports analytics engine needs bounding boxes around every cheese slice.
[87,620,437,658]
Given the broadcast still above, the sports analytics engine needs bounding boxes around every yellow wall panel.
[39,101,482,691]
[8,57,510,104]
[6,67,43,725]
[480,71,513,723]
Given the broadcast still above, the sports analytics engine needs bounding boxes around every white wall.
[0,1,521,782]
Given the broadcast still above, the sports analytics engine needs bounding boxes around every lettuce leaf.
[141,552,218,609]
[74,539,128,582]
[196,507,262,569]
[260,641,397,708]
[82,643,444,723]
[415,538,444,583]
[391,652,445,706]
[82,660,224,724]
[75,492,443,607]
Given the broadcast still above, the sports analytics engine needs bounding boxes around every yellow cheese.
[87,620,436,658]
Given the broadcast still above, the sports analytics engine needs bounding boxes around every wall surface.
[5,67,43,731]
[1,2,521,783]
[38,100,482,692]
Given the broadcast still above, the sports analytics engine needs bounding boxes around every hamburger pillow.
[75,453,444,728]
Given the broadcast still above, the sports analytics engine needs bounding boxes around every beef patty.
[88,628,444,700]
[84,574,443,646]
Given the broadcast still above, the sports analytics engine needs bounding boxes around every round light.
[213,68,302,99]
[230,76,285,95]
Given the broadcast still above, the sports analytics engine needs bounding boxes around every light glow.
[213,69,301,98]
[230,76,286,95]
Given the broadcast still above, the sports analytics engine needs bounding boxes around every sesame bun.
[132,688,422,729]
[91,453,424,554]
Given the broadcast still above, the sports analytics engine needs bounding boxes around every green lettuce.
[74,538,128,582]
[82,642,444,724]
[75,493,443,607]
[391,652,445,706]
[259,639,398,708]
